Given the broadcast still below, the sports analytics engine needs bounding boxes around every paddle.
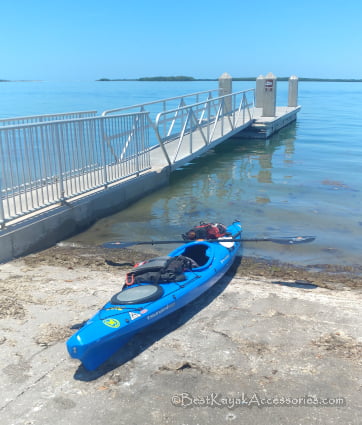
[102,235,315,249]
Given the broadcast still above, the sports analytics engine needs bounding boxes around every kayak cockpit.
[171,241,214,271]
[181,243,210,267]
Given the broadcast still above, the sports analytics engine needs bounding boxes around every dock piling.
[255,75,265,108]
[262,72,277,117]
[218,72,233,114]
[288,75,299,107]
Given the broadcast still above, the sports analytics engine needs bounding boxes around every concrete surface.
[0,248,361,425]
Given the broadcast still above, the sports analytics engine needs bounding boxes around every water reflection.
[167,122,297,208]
[73,123,295,237]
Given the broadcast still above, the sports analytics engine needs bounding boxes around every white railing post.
[134,116,140,176]
[0,132,5,228]
[162,101,167,136]
[189,109,193,154]
[242,93,246,124]
[231,93,236,128]
[0,185,5,229]
[207,100,211,143]
[100,118,109,187]
[54,124,66,204]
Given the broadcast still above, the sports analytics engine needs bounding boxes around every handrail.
[153,89,255,167]
[101,89,219,116]
[0,110,97,127]
[154,89,254,117]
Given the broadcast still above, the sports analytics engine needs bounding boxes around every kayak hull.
[66,221,242,370]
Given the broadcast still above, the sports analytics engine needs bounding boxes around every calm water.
[1,81,361,267]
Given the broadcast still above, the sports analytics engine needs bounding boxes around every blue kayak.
[66,221,242,370]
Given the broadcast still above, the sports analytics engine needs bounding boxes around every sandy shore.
[1,245,361,425]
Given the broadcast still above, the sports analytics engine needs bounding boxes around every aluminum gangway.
[102,88,255,171]
[0,88,255,230]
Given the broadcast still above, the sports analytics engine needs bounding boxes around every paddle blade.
[101,240,182,249]
[270,236,316,245]
[102,241,140,249]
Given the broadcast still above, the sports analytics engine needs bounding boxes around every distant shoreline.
[0,80,42,83]
[96,76,362,83]
[1,77,362,83]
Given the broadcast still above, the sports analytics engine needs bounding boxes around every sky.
[1,0,362,81]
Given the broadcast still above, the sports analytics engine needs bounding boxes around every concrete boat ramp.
[0,247,361,425]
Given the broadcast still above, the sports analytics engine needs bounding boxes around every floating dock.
[238,106,301,139]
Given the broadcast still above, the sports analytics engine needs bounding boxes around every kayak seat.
[182,244,209,267]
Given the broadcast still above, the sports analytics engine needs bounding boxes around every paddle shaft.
[102,235,315,249]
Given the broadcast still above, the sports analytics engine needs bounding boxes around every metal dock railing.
[0,88,255,229]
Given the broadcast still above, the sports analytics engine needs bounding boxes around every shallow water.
[69,122,362,267]
[1,80,361,267]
